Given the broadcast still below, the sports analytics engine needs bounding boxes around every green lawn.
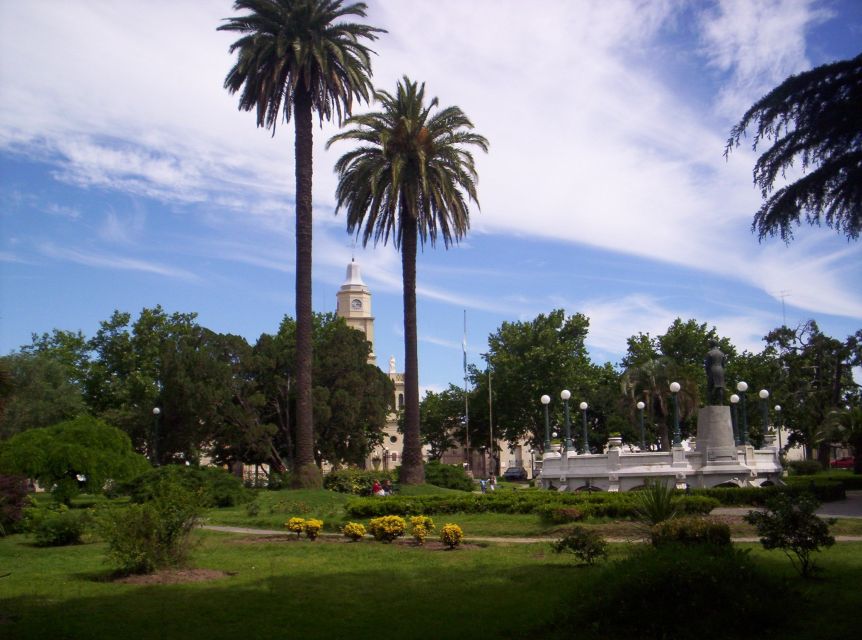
[2,529,860,639]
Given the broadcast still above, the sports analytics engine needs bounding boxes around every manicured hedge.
[345,491,719,520]
[323,468,396,496]
[691,479,845,506]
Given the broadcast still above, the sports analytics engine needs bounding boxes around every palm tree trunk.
[400,212,424,484]
[292,88,320,488]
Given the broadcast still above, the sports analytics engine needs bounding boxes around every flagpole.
[463,310,470,469]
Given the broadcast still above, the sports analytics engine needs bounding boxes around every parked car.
[502,466,528,481]
[830,456,855,469]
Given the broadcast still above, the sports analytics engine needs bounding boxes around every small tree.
[0,415,150,503]
[744,493,835,578]
[551,526,608,565]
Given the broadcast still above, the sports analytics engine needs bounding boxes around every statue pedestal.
[696,406,737,465]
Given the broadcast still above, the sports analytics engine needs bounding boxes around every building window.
[398,393,404,409]
[390,452,397,462]
[389,436,398,444]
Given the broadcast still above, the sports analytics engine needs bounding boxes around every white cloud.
[38,242,200,282]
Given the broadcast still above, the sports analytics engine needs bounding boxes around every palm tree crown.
[328,77,488,248]
[220,0,384,130]
[328,76,488,484]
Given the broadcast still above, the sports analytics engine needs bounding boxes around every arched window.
[398,393,404,409]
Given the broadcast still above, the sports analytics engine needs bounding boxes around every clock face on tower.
[350,298,363,311]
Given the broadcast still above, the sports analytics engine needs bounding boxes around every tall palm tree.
[328,77,488,484]
[219,0,383,487]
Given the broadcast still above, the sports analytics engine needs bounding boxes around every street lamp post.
[541,395,551,451]
[759,390,770,440]
[737,381,749,445]
[774,404,783,452]
[579,401,589,453]
[669,382,681,446]
[636,401,646,450]
[730,394,740,445]
[561,390,574,452]
[152,407,161,466]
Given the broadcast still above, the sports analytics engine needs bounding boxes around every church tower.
[335,260,376,365]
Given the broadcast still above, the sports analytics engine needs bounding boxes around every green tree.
[418,385,465,461]
[480,310,594,451]
[726,53,862,242]
[220,0,383,488]
[329,77,488,484]
[0,415,150,503]
[0,353,86,439]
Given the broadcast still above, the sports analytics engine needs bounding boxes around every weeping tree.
[328,77,488,484]
[726,53,862,242]
[219,0,384,487]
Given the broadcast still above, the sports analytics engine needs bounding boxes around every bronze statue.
[704,341,727,405]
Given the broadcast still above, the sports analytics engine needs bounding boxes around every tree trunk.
[399,213,425,484]
[292,88,320,489]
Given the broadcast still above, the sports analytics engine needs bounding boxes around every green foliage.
[346,489,718,520]
[119,465,250,508]
[650,516,731,548]
[368,515,406,542]
[553,545,791,640]
[691,479,845,505]
[0,415,150,503]
[726,53,862,241]
[98,478,202,574]
[26,503,91,547]
[323,468,396,496]
[745,492,836,578]
[417,385,465,460]
[787,459,823,475]
[416,461,473,492]
[633,481,678,526]
[0,475,29,536]
[551,526,608,564]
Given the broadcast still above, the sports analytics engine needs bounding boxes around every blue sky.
[1,0,861,395]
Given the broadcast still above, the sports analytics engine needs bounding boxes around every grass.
[1,529,860,639]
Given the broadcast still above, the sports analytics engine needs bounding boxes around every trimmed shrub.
[324,468,396,496]
[551,526,608,564]
[98,479,202,574]
[368,515,406,542]
[342,522,366,541]
[285,517,305,538]
[0,475,29,536]
[787,459,823,476]
[303,518,323,541]
[120,465,250,508]
[539,506,585,524]
[440,523,464,549]
[410,515,435,544]
[417,461,474,492]
[547,545,792,640]
[651,516,731,548]
[27,504,91,546]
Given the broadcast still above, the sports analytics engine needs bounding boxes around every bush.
[410,515,435,544]
[651,516,731,548]
[744,492,835,578]
[440,523,464,549]
[27,504,91,547]
[551,526,608,564]
[417,461,474,492]
[98,479,202,575]
[539,506,585,524]
[0,475,29,536]
[342,522,366,542]
[787,459,823,476]
[324,468,396,496]
[120,465,250,508]
[633,482,678,526]
[285,517,305,538]
[368,515,406,542]
[303,518,323,540]
[546,545,792,640]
